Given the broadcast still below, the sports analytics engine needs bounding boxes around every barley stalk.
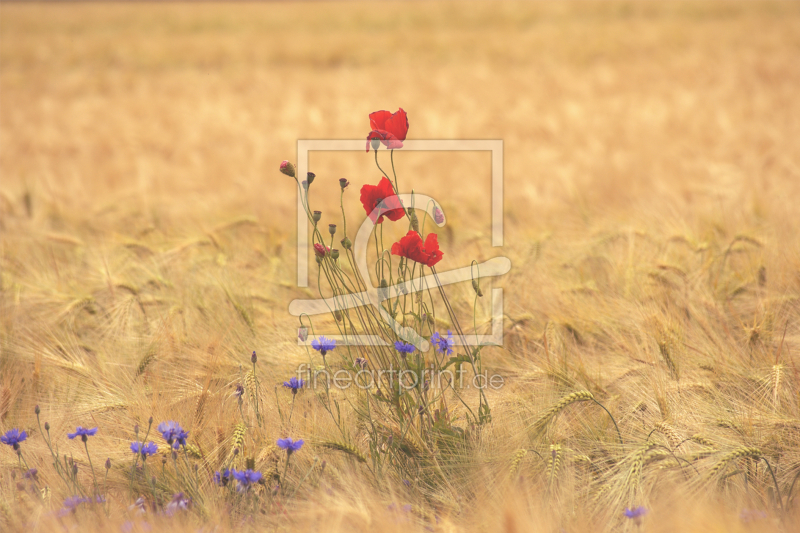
[772,364,783,409]
[534,391,594,430]
[509,448,528,476]
[547,444,562,492]
[230,422,247,464]
[655,422,682,449]
[706,447,762,479]
[135,348,157,377]
[690,434,715,448]
[317,441,367,463]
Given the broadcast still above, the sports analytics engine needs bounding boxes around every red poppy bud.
[280,161,296,178]
[314,243,330,257]
[434,207,444,225]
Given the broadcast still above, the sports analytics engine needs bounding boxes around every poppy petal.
[369,110,392,131]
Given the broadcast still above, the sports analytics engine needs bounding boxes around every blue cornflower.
[157,421,188,449]
[231,469,262,491]
[276,438,304,454]
[624,506,647,524]
[63,496,90,509]
[24,468,38,481]
[283,377,305,394]
[67,426,98,442]
[430,331,454,355]
[214,469,231,486]
[311,336,336,356]
[164,492,190,516]
[1,428,27,450]
[130,441,158,458]
[394,341,416,357]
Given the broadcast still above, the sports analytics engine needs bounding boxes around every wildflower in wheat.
[360,177,405,223]
[365,108,409,151]
[1,429,27,450]
[283,377,305,394]
[157,421,188,450]
[67,426,98,441]
[391,231,444,267]
[431,331,455,355]
[311,336,336,357]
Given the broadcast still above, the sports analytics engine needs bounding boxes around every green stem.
[591,398,623,445]
[84,440,100,496]
[761,457,784,514]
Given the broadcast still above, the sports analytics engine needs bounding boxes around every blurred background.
[3,0,799,360]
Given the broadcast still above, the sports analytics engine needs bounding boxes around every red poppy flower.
[366,108,409,152]
[391,231,444,267]
[359,177,405,224]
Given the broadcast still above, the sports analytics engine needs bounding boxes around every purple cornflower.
[231,469,262,491]
[311,336,336,356]
[157,421,188,449]
[67,426,98,442]
[394,341,416,357]
[63,496,90,510]
[164,492,190,516]
[129,497,147,516]
[130,441,158,458]
[214,469,231,487]
[624,506,647,525]
[283,377,305,394]
[233,384,245,398]
[1,428,27,450]
[430,331,454,355]
[276,438,304,455]
[23,468,38,481]
[354,357,367,369]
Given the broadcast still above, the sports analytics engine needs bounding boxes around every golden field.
[1,1,800,531]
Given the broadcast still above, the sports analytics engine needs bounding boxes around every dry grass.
[1,1,800,531]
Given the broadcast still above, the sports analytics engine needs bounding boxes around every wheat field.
[1,1,800,531]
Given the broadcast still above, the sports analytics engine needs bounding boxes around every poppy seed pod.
[334,310,342,322]
[472,279,483,297]
[280,161,296,178]
[331,249,340,260]
[340,237,352,250]
[306,172,316,185]
[312,211,322,223]
[328,224,337,236]
[408,210,420,233]
[339,178,349,189]
[371,138,381,151]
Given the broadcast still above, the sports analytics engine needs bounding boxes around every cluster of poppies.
[286,108,443,269]
[361,108,443,268]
